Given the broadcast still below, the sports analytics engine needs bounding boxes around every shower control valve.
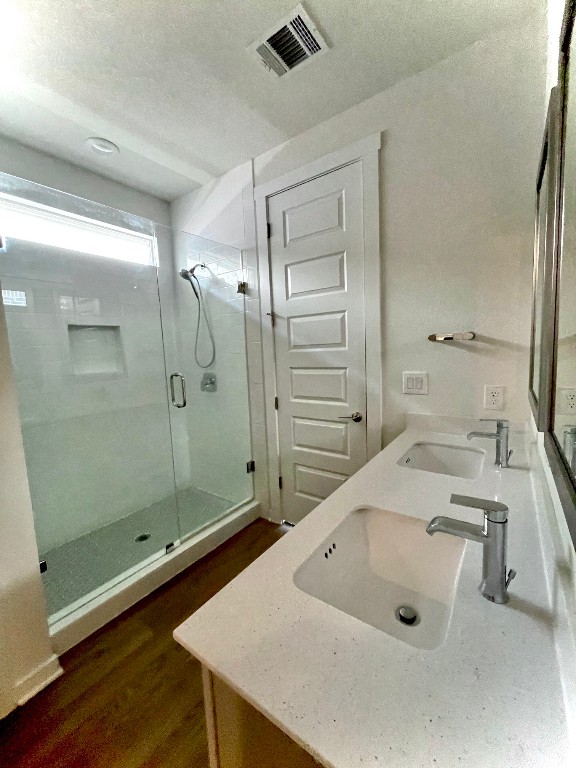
[201,373,217,393]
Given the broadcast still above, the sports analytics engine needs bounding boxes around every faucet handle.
[450,493,508,520]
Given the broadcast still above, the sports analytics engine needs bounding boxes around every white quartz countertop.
[174,416,570,767]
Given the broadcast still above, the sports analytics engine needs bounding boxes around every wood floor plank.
[0,519,283,768]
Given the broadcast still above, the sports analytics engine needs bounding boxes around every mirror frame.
[543,0,576,549]
[529,87,562,429]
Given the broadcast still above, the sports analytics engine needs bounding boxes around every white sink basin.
[397,441,485,479]
[293,506,465,650]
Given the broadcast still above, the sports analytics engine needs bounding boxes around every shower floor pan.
[40,486,232,618]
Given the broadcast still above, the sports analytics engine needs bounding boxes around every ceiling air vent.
[248,4,329,77]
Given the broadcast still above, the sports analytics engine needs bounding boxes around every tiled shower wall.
[1,239,179,552]
[171,163,269,515]
[173,236,252,506]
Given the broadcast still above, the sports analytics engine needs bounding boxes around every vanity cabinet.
[201,666,321,768]
[173,421,570,767]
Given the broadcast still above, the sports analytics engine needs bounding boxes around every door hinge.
[165,542,175,554]
[274,396,279,410]
[247,460,256,473]
[266,311,275,327]
[267,222,271,239]
[39,559,47,574]
[278,476,283,489]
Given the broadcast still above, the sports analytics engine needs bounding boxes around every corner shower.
[0,171,253,629]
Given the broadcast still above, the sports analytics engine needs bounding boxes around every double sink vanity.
[174,416,570,767]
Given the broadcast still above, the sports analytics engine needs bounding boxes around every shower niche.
[0,174,253,626]
[68,324,125,377]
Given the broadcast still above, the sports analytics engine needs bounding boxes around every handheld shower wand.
[179,264,215,368]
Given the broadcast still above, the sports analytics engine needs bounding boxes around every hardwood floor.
[0,519,284,768]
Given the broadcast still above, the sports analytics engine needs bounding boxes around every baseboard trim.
[15,654,63,706]
[51,503,260,655]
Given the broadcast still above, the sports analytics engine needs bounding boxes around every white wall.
[0,297,61,718]
[172,164,247,249]
[172,12,548,456]
[0,134,171,225]
[255,14,547,443]
[547,0,566,91]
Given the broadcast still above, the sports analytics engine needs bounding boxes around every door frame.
[254,133,382,521]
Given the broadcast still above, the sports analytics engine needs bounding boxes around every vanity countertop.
[174,416,571,768]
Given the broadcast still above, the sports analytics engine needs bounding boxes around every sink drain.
[135,533,151,543]
[395,605,420,626]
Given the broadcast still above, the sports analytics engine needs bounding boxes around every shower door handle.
[170,373,187,408]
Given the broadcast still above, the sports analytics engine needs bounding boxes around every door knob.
[338,412,363,422]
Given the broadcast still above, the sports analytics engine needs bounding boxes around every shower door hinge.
[247,460,256,473]
[39,559,47,574]
[165,542,175,554]
[237,281,248,295]
[278,476,283,490]
[267,222,271,239]
[274,396,279,410]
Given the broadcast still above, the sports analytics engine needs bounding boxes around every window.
[2,288,27,306]
[0,193,157,266]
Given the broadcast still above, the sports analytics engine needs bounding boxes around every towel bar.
[428,332,476,342]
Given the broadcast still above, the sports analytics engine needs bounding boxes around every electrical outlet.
[558,388,576,414]
[483,385,505,411]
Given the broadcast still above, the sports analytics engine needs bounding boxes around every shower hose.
[189,272,216,368]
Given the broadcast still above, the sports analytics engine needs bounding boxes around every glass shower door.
[0,237,181,622]
[157,225,254,540]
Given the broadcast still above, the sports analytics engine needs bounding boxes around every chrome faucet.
[467,419,511,468]
[426,494,516,604]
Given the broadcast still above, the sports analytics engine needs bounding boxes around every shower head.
[179,263,206,280]
[189,262,206,276]
[179,266,200,300]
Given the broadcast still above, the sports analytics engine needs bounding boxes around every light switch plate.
[403,371,428,395]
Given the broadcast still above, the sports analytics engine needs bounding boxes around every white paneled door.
[267,162,367,523]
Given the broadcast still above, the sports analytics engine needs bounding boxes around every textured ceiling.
[0,0,539,200]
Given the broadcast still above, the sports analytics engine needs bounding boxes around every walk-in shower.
[0,172,253,631]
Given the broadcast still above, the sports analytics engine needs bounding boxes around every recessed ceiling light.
[85,137,119,157]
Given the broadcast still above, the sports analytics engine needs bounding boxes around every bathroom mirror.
[544,0,576,548]
[552,58,576,469]
[529,88,561,429]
